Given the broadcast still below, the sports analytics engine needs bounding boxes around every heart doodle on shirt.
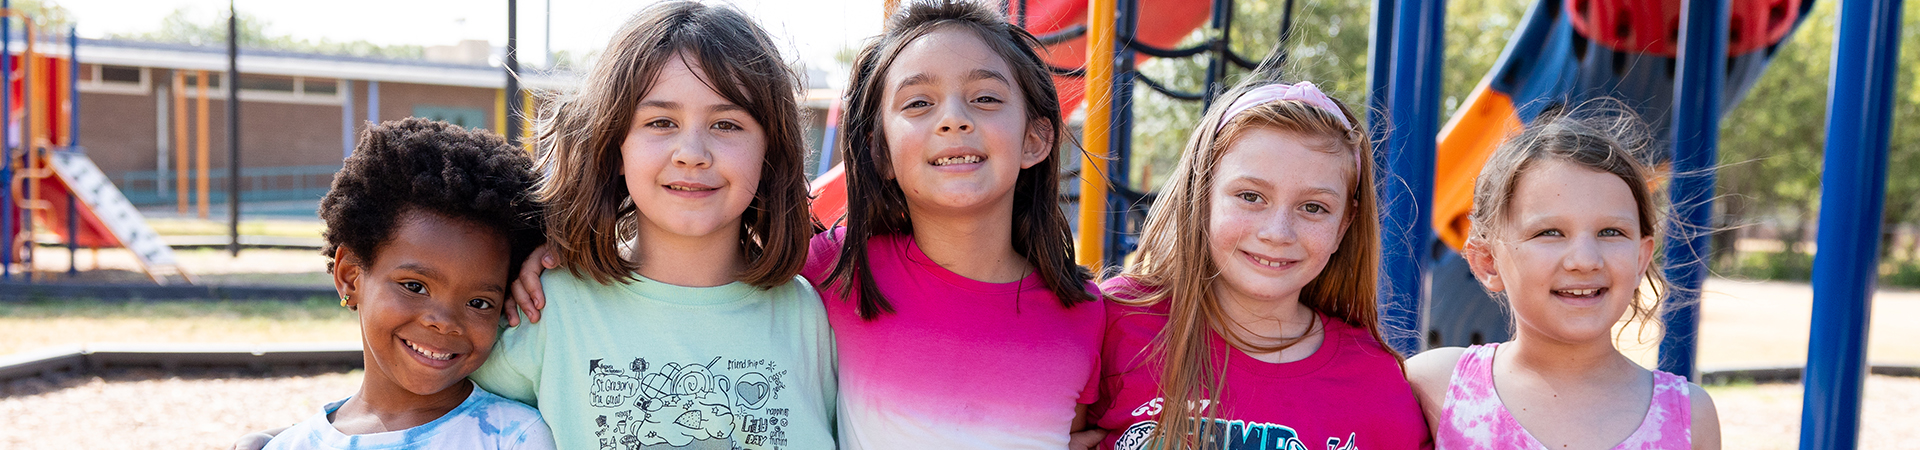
[734,372,772,409]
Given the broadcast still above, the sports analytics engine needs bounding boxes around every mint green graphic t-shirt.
[471,271,837,450]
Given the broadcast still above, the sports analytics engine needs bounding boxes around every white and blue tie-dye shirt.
[264,385,555,450]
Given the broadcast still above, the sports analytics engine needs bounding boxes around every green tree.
[1715,1,1832,264]
[7,0,72,30]
[1705,1,1920,275]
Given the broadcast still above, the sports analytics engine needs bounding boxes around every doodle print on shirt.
[589,356,793,449]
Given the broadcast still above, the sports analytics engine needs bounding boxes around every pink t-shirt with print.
[804,229,1104,450]
[1091,276,1432,450]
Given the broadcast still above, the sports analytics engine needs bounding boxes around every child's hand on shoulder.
[507,244,561,326]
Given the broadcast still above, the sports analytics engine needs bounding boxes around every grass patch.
[1719,250,1815,281]
[0,298,358,356]
[1883,260,1920,289]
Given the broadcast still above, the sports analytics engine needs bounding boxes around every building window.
[239,74,296,93]
[211,75,340,105]
[413,106,488,130]
[302,77,339,96]
[101,65,142,83]
[78,64,150,95]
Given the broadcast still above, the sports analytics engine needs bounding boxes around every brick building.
[67,38,573,207]
[52,38,837,212]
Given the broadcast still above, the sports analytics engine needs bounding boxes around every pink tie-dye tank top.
[1436,343,1692,450]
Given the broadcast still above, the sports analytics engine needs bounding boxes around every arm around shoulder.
[1403,347,1467,429]
[1688,383,1720,450]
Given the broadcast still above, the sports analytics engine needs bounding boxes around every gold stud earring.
[341,295,351,308]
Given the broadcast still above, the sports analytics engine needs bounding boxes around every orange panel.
[1432,85,1523,251]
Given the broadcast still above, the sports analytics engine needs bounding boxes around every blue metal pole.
[341,80,353,159]
[1378,0,1443,355]
[66,26,75,150]
[67,26,77,277]
[1,0,13,282]
[367,80,379,124]
[1103,0,1137,269]
[1199,0,1229,109]
[814,103,837,177]
[1363,0,1395,145]
[1800,0,1902,447]
[1658,0,1730,383]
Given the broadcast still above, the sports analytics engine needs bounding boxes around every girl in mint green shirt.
[471,3,833,449]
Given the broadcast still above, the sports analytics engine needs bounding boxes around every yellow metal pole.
[1075,0,1114,268]
[521,90,535,151]
[173,71,188,215]
[494,88,506,136]
[195,70,210,220]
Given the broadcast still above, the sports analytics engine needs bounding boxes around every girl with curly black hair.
[252,117,555,449]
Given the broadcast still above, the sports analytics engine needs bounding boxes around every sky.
[57,0,885,80]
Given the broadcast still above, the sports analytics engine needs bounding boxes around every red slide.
[809,0,1210,224]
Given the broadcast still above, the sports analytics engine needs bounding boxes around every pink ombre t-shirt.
[804,230,1104,450]
[1092,277,1432,450]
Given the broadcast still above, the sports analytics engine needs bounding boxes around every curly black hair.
[320,118,544,277]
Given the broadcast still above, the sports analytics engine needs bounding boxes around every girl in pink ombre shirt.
[807,2,1104,448]
[1404,111,1721,450]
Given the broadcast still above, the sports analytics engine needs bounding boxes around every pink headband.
[1215,81,1352,133]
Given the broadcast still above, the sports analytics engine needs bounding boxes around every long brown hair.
[1113,81,1389,449]
[824,0,1093,319]
[533,1,813,288]
[1466,103,1670,334]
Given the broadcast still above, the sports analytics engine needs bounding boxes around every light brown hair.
[532,1,813,288]
[1466,104,1670,333]
[1113,81,1390,449]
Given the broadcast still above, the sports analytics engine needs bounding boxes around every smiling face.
[879,26,1048,217]
[337,210,510,398]
[1206,128,1354,306]
[621,52,766,246]
[1471,158,1656,344]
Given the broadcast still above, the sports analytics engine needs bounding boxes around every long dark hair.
[533,1,813,288]
[826,0,1093,319]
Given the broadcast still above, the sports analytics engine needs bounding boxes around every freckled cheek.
[1299,219,1347,254]
[1206,205,1252,253]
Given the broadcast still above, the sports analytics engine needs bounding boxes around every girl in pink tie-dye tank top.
[1403,109,1721,450]
[1437,343,1694,449]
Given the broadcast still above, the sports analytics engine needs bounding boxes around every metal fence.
[117,165,339,205]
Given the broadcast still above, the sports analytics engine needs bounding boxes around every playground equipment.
[807,0,1898,448]
[0,4,188,284]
